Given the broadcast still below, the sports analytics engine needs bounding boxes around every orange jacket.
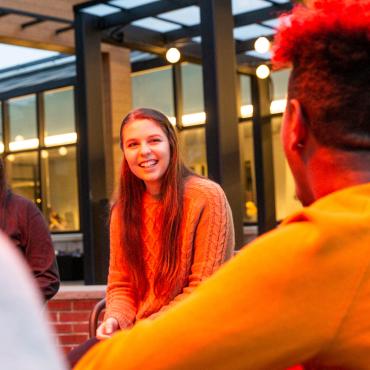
[76,183,370,370]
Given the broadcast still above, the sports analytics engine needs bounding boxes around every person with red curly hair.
[74,0,370,369]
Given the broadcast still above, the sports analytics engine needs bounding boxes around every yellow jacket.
[75,183,370,370]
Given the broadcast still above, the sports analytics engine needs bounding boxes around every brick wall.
[47,285,106,355]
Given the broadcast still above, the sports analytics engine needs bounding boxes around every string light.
[256,64,270,79]
[166,47,181,63]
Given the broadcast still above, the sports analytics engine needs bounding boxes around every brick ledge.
[53,285,106,300]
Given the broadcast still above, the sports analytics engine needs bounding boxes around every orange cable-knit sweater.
[104,175,235,329]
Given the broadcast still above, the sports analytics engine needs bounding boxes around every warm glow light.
[182,112,206,126]
[58,146,68,156]
[256,64,270,79]
[270,99,287,114]
[7,154,15,162]
[44,132,77,147]
[14,135,24,141]
[166,47,181,64]
[0,142,4,154]
[41,150,49,159]
[167,99,285,127]
[9,138,39,151]
[254,37,270,54]
[240,104,254,118]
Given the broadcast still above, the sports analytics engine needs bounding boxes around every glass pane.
[238,121,257,223]
[5,151,39,203]
[271,116,302,220]
[178,128,207,176]
[132,67,174,117]
[182,63,204,115]
[41,146,80,232]
[240,74,252,118]
[44,87,76,146]
[0,103,3,153]
[271,69,291,101]
[8,95,38,151]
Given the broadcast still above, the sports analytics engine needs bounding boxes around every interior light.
[44,132,77,147]
[58,146,68,156]
[254,37,270,54]
[0,142,4,154]
[41,150,49,159]
[166,47,181,63]
[256,64,270,79]
[7,154,15,162]
[14,135,24,141]
[9,138,39,151]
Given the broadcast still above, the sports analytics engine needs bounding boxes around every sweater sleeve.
[25,202,60,301]
[148,180,235,318]
[104,206,137,329]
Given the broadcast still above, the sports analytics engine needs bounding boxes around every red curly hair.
[272,0,370,150]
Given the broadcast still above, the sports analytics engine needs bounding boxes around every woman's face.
[122,118,171,195]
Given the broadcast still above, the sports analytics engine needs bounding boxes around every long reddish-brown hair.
[115,108,192,302]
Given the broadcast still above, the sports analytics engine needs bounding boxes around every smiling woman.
[68,107,235,366]
[99,108,235,335]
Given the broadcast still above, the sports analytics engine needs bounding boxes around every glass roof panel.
[245,50,271,60]
[130,51,157,63]
[234,24,275,40]
[232,0,272,15]
[109,0,159,9]
[81,4,121,17]
[269,0,290,3]
[132,17,182,32]
[192,36,202,44]
[262,19,280,29]
[159,6,200,27]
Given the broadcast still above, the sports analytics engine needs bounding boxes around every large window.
[132,67,174,117]
[178,127,207,176]
[181,63,204,115]
[271,116,301,220]
[1,86,79,232]
[238,121,257,223]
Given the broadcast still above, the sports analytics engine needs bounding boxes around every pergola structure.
[73,0,293,284]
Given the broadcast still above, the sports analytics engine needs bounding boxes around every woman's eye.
[150,138,161,143]
[127,142,138,148]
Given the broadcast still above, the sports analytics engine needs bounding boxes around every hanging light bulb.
[254,37,270,54]
[166,47,181,63]
[256,64,270,79]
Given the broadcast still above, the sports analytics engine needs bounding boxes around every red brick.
[72,323,89,333]
[53,323,73,334]
[59,311,90,323]
[48,300,72,311]
[58,334,89,345]
[61,345,75,355]
[47,312,59,322]
[73,299,100,311]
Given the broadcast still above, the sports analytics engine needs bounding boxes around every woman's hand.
[96,317,120,339]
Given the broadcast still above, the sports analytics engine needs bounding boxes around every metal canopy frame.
[74,0,292,71]
[0,7,74,34]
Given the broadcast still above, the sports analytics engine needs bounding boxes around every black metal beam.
[55,25,74,35]
[21,18,45,29]
[200,0,244,248]
[165,3,291,43]
[98,0,199,29]
[172,64,183,130]
[0,7,72,25]
[251,75,276,234]
[74,11,109,284]
[131,57,168,73]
